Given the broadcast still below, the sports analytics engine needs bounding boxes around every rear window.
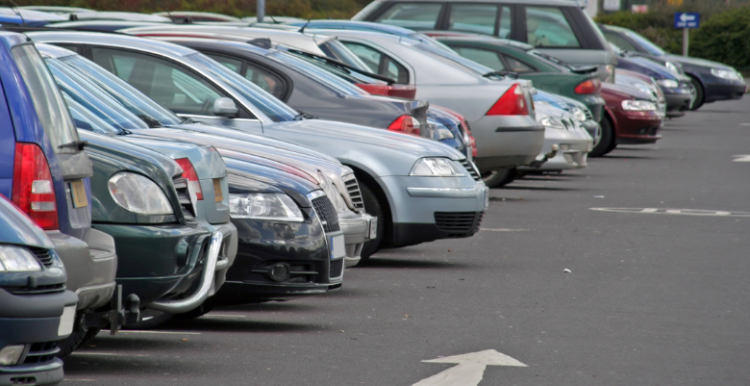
[525,6,580,48]
[12,44,79,153]
[375,2,443,30]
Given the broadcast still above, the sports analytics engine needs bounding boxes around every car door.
[85,46,265,134]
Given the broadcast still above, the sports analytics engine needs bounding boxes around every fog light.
[269,263,290,282]
[559,144,571,151]
[0,345,25,365]
[638,128,648,134]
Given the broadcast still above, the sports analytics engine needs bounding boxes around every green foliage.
[690,6,750,71]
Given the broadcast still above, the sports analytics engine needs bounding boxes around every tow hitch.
[528,144,559,168]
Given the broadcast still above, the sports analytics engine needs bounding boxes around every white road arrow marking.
[733,155,750,162]
[412,350,526,386]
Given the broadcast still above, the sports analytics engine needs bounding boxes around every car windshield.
[530,50,573,71]
[624,30,666,56]
[271,51,369,96]
[186,52,299,122]
[283,48,388,85]
[12,44,80,153]
[46,57,149,133]
[411,41,495,77]
[318,39,372,72]
[64,94,123,134]
[59,54,182,127]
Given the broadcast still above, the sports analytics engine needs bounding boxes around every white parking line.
[202,314,247,318]
[480,228,529,232]
[732,155,750,162]
[101,330,201,335]
[73,352,149,357]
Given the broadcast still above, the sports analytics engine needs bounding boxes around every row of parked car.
[0,1,745,384]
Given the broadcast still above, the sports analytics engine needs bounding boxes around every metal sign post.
[257,0,265,23]
[674,12,700,57]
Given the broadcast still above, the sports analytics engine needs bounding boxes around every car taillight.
[356,84,418,100]
[575,79,602,94]
[486,84,529,116]
[175,158,203,200]
[388,115,420,136]
[11,143,58,230]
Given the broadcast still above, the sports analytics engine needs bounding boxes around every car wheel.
[359,182,384,261]
[123,310,173,330]
[688,76,704,111]
[481,168,517,188]
[589,115,614,157]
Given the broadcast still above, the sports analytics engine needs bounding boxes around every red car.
[592,81,663,157]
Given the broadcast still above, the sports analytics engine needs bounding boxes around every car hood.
[222,156,320,208]
[664,54,735,70]
[0,196,54,250]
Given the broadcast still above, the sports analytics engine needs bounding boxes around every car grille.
[329,258,344,279]
[434,211,484,235]
[312,196,340,233]
[22,341,59,365]
[173,176,196,222]
[343,174,365,212]
[459,159,481,182]
[584,109,593,121]
[28,247,53,268]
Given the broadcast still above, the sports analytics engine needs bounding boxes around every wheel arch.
[343,164,395,248]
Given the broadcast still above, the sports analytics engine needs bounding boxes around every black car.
[599,24,746,110]
[162,37,430,136]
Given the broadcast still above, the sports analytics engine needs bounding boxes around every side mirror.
[213,97,238,117]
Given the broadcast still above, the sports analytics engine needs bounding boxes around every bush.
[690,6,750,71]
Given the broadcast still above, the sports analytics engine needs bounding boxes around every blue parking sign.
[674,13,700,29]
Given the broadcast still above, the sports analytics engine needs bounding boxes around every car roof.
[370,0,581,5]
[27,31,199,58]
[436,35,534,51]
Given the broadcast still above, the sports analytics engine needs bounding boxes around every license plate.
[213,179,223,202]
[70,180,88,208]
[58,305,76,336]
[368,217,378,239]
[330,235,346,259]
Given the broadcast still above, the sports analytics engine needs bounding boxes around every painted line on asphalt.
[73,352,150,357]
[101,330,201,335]
[202,314,247,318]
[413,350,526,386]
[591,208,750,217]
[732,155,750,162]
[63,379,97,382]
[480,228,529,232]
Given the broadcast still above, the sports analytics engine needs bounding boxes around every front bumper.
[704,80,746,103]
[211,211,344,305]
[613,109,663,145]
[379,175,487,248]
[663,89,693,114]
[470,115,545,172]
[0,288,77,386]
[339,211,376,267]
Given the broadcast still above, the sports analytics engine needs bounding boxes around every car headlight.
[711,68,742,81]
[665,61,681,76]
[569,107,587,123]
[655,79,679,89]
[108,173,173,215]
[621,100,657,111]
[0,245,42,272]
[229,193,304,222]
[539,115,566,130]
[410,158,464,176]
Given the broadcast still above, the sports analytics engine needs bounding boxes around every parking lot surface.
[63,98,750,385]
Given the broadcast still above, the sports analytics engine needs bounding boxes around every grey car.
[29,31,488,259]
[352,0,617,81]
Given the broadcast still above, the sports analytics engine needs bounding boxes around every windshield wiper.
[180,116,195,124]
[58,140,88,151]
[483,70,518,79]
[293,111,316,120]
[117,128,132,136]
[137,114,163,128]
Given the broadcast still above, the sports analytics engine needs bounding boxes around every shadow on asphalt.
[159,318,323,333]
[354,257,473,270]
[64,353,205,376]
[499,185,582,191]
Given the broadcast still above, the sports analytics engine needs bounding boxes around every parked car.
[616,68,667,121]
[594,82,663,157]
[599,24,746,110]
[302,29,543,181]
[19,6,93,15]
[533,90,601,147]
[36,42,374,267]
[30,31,488,259]
[352,0,617,81]
[433,35,605,122]
[153,11,242,23]
[49,20,165,32]
[0,195,78,385]
[0,31,124,357]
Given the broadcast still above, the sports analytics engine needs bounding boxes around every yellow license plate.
[70,180,88,208]
[213,179,223,202]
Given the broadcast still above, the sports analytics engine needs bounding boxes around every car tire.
[482,168,517,188]
[688,76,704,111]
[123,310,173,330]
[589,114,614,157]
[359,182,384,261]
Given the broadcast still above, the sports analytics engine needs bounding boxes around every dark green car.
[436,36,605,122]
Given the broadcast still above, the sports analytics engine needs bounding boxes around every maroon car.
[591,82,663,157]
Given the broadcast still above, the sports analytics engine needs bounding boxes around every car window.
[448,4,498,35]
[205,53,286,99]
[91,47,229,116]
[504,56,534,73]
[602,30,636,52]
[452,46,505,70]
[11,43,79,153]
[341,41,409,84]
[624,30,666,56]
[374,2,442,30]
[498,6,512,38]
[270,52,368,97]
[525,6,580,48]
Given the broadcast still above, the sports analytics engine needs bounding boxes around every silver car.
[303,29,544,175]
[29,32,488,259]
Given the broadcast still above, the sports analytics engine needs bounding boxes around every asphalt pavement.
[63,97,750,386]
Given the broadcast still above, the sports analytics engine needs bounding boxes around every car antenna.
[298,18,311,33]
[5,0,26,26]
[270,15,278,24]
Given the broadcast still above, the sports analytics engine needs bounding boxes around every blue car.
[0,194,78,385]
